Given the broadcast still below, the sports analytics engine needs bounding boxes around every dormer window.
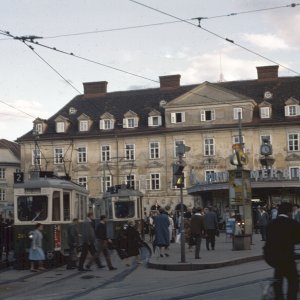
[33,118,47,135]
[100,112,115,130]
[148,109,162,127]
[35,123,43,134]
[200,110,215,121]
[260,107,270,118]
[56,122,65,133]
[123,110,139,128]
[285,97,300,117]
[79,120,88,132]
[233,107,243,120]
[171,112,185,123]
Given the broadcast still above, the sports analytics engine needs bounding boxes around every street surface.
[0,254,274,300]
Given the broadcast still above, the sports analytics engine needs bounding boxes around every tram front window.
[17,195,48,221]
[114,201,135,218]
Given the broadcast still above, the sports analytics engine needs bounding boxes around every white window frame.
[233,108,243,120]
[260,107,270,119]
[0,188,5,201]
[288,133,299,151]
[100,119,114,130]
[171,112,185,124]
[149,142,160,159]
[147,173,160,190]
[56,121,65,133]
[205,170,216,183]
[0,168,5,179]
[204,138,215,156]
[260,135,271,144]
[125,174,135,189]
[102,175,112,192]
[54,148,64,164]
[232,135,245,145]
[35,123,43,134]
[79,120,88,132]
[285,105,300,116]
[101,145,111,162]
[289,167,300,179]
[123,117,138,128]
[77,147,87,163]
[32,149,41,165]
[200,110,215,121]
[125,144,135,161]
[78,176,88,189]
[148,115,162,127]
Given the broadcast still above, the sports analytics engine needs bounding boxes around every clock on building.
[264,91,273,99]
[260,143,272,156]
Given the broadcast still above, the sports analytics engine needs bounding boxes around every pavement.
[147,232,264,271]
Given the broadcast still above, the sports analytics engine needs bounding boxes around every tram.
[93,184,144,239]
[13,171,89,269]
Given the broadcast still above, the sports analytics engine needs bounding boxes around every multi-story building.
[0,139,20,218]
[17,65,300,214]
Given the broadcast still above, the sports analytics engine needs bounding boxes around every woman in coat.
[124,220,142,266]
[29,223,46,272]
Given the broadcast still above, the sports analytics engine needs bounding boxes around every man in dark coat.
[153,208,170,257]
[264,202,300,300]
[66,218,79,269]
[190,207,205,259]
[204,206,218,250]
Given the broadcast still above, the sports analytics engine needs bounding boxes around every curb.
[147,255,263,271]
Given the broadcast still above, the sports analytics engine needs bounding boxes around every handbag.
[175,233,181,244]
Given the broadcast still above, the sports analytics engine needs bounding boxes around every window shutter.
[99,120,104,129]
[211,110,215,120]
[285,106,289,116]
[171,113,176,123]
[111,120,115,129]
[123,118,127,128]
[296,105,300,115]
[200,110,205,121]
[134,118,138,127]
[157,116,162,126]
[181,112,185,122]
[148,116,153,126]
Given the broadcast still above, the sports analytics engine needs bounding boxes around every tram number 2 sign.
[14,172,24,184]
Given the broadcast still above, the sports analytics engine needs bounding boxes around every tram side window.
[114,201,135,218]
[80,195,87,220]
[75,194,79,219]
[52,191,61,221]
[17,196,48,221]
[63,192,70,221]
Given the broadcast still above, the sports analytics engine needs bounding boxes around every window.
[290,167,300,179]
[175,140,185,157]
[101,145,111,162]
[125,144,135,160]
[63,192,70,221]
[149,142,160,159]
[54,148,64,164]
[232,135,244,145]
[100,119,114,130]
[123,117,138,128]
[147,173,160,190]
[35,123,43,134]
[78,176,88,189]
[79,120,88,132]
[17,195,48,221]
[205,170,216,183]
[77,147,87,163]
[260,107,270,119]
[285,105,299,116]
[171,112,185,123]
[148,116,162,126]
[56,122,65,133]
[126,174,135,189]
[52,191,61,221]
[32,149,41,165]
[204,138,215,156]
[114,201,135,218]
[260,135,271,144]
[288,133,299,151]
[0,189,5,201]
[103,175,112,192]
[0,168,5,179]
[200,110,215,121]
[233,108,243,120]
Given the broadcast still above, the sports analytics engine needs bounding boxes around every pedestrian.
[263,202,300,300]
[168,213,175,243]
[123,220,142,266]
[148,211,156,242]
[204,206,218,250]
[29,223,46,272]
[86,215,116,271]
[66,218,79,270]
[190,207,205,259]
[78,212,103,271]
[270,204,278,220]
[292,204,300,222]
[153,208,170,257]
[257,206,269,241]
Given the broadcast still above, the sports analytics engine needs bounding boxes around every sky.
[1,0,300,141]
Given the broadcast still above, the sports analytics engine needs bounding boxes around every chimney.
[83,81,108,97]
[256,65,279,81]
[159,74,181,90]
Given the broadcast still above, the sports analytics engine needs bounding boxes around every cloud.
[242,33,290,50]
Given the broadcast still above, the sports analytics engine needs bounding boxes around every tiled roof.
[17,73,300,141]
[0,139,20,159]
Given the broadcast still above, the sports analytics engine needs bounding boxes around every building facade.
[17,65,300,214]
[0,139,20,218]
